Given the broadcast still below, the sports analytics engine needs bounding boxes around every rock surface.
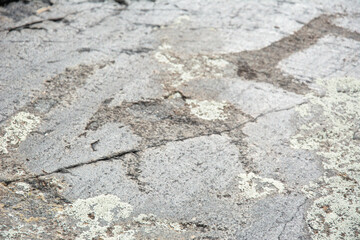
[1,0,360,239]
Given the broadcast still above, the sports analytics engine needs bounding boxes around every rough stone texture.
[242,109,323,189]
[1,0,360,239]
[278,35,360,84]
[333,15,360,34]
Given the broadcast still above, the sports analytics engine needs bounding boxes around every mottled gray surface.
[278,35,360,84]
[1,0,360,239]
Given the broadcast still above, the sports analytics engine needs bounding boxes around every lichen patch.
[238,172,284,199]
[291,77,360,240]
[154,42,232,88]
[0,112,40,154]
[63,194,133,240]
[186,99,228,121]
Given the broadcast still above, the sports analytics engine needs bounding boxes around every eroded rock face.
[1,0,360,239]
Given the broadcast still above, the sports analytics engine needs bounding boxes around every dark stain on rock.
[86,97,250,148]
[0,0,52,22]
[226,14,360,94]
[84,97,256,189]
[120,153,149,193]
[180,221,211,233]
[0,182,76,239]
[27,63,112,114]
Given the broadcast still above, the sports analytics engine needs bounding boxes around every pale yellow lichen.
[173,15,191,25]
[291,77,360,240]
[154,42,230,87]
[59,196,190,240]
[15,182,31,192]
[0,112,40,154]
[63,194,133,240]
[238,172,284,199]
[133,213,183,232]
[0,225,46,239]
[186,99,228,121]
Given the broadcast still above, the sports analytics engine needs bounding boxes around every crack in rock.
[277,199,307,240]
[3,17,63,32]
[1,100,303,186]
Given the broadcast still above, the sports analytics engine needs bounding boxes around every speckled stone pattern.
[0,0,359,239]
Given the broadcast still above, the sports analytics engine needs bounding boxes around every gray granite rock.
[1,0,360,239]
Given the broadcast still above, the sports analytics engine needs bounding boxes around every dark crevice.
[3,17,64,32]
[90,140,100,151]
[132,22,164,28]
[77,47,95,53]
[163,90,189,101]
[53,149,140,173]
[251,101,307,122]
[1,150,140,185]
[173,3,188,12]
[114,0,128,6]
[0,0,27,6]
[120,47,154,55]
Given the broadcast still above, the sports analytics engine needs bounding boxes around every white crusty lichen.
[186,99,228,121]
[61,197,188,240]
[154,42,230,87]
[291,78,360,240]
[0,112,40,154]
[133,213,183,232]
[63,194,134,240]
[238,172,284,199]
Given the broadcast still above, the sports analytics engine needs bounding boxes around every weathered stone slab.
[1,0,360,239]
